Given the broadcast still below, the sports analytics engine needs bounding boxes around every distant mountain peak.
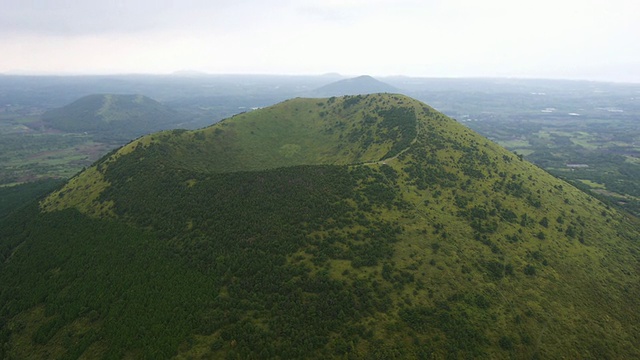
[320,72,343,78]
[41,94,184,141]
[311,75,401,96]
[350,75,376,80]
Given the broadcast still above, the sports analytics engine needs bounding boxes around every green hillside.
[42,94,186,141]
[2,94,640,359]
[0,179,63,219]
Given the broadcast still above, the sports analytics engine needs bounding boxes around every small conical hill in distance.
[312,75,400,96]
[42,94,185,141]
[2,94,640,359]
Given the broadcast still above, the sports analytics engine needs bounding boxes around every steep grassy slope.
[42,94,185,141]
[2,94,640,359]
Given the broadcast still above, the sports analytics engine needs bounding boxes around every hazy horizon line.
[1,70,638,85]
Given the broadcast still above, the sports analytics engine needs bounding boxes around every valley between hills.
[1,93,640,359]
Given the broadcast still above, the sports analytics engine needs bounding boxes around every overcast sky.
[1,0,638,82]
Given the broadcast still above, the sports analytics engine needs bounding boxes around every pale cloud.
[0,0,638,82]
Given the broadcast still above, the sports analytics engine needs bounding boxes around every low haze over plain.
[1,0,638,82]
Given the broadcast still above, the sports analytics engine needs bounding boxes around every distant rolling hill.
[311,75,401,96]
[2,94,640,359]
[41,94,187,141]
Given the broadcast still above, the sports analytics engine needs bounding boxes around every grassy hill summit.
[41,94,418,215]
[312,75,400,97]
[2,94,640,359]
[42,94,185,141]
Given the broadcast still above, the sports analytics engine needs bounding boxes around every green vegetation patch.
[138,94,418,174]
[0,179,63,219]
